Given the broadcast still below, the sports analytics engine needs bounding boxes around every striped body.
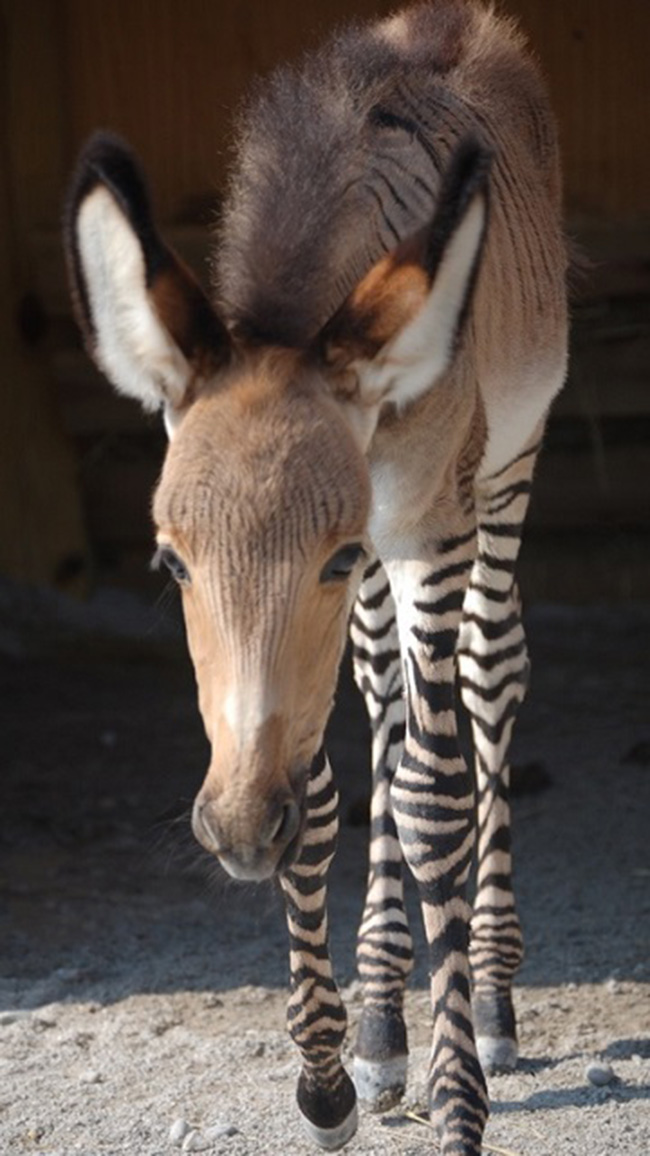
[65,3,568,1154]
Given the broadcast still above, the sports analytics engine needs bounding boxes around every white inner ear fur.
[77,187,191,413]
[355,191,486,421]
[163,403,183,440]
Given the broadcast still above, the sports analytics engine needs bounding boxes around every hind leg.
[458,441,540,1073]
[350,559,413,1111]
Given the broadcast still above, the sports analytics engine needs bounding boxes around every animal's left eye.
[320,543,366,583]
[152,545,191,586]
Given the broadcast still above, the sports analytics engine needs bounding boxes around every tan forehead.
[153,354,370,553]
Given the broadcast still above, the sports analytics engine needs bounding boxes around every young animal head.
[65,131,489,881]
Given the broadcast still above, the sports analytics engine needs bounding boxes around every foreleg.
[388,525,488,1156]
[280,750,357,1150]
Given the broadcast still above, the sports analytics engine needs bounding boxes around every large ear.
[64,132,230,426]
[315,137,491,439]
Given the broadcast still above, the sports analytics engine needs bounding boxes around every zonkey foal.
[65,2,568,1152]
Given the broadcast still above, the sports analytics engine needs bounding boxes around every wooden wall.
[507,0,650,218]
[8,0,650,230]
[2,0,649,597]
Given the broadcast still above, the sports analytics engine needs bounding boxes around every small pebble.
[204,1123,238,1141]
[182,1132,210,1152]
[169,1119,192,1147]
[54,966,84,982]
[0,1010,31,1026]
[586,1061,615,1086]
[79,1069,102,1085]
[267,1061,297,1081]
[33,1013,57,1031]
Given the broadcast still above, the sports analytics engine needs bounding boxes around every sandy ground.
[1,583,649,1156]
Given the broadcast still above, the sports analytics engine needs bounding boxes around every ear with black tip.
[315,136,491,435]
[64,131,231,424]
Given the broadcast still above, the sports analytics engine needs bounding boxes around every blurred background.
[2,0,649,605]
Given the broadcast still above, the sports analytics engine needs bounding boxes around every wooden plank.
[59,0,396,224]
[530,441,650,531]
[4,0,650,229]
[0,0,87,590]
[3,0,68,236]
[54,0,650,224]
[506,0,650,217]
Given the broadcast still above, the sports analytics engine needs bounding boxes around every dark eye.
[320,543,365,583]
[152,545,191,585]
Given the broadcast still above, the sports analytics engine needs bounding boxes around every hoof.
[299,1103,358,1150]
[476,1034,518,1075]
[353,1054,407,1112]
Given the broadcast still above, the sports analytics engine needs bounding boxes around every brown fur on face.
[153,352,371,872]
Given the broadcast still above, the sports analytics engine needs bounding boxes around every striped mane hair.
[215,0,533,348]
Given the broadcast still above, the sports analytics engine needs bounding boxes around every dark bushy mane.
[214,1,475,348]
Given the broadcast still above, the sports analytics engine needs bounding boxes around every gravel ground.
[1,584,649,1156]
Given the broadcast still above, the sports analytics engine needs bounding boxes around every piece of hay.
[403,1109,525,1156]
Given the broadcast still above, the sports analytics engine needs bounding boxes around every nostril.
[269,799,300,847]
[192,797,223,855]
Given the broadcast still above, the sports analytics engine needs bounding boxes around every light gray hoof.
[477,1035,518,1075]
[353,1054,407,1112]
[299,1102,358,1150]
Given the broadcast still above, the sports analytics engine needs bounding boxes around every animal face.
[153,359,371,878]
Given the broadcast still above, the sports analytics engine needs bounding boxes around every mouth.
[275,762,310,874]
[215,852,277,883]
[215,806,308,884]
[276,816,306,875]
[216,820,305,883]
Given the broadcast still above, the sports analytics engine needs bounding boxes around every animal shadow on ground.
[492,1082,650,1114]
[603,1038,650,1061]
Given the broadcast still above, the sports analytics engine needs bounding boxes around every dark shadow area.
[1,581,650,1013]
[492,1083,650,1114]
[603,1039,650,1061]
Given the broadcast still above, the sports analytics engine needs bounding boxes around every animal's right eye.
[320,543,366,583]
[152,545,191,586]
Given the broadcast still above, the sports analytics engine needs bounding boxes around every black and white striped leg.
[388,526,489,1156]
[280,750,357,1150]
[458,442,539,1075]
[350,560,412,1111]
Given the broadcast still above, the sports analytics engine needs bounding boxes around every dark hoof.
[299,1103,358,1150]
[297,1069,357,1150]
